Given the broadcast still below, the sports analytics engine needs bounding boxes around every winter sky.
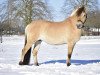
[0,0,100,21]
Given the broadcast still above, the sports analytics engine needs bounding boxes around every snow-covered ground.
[0,35,100,75]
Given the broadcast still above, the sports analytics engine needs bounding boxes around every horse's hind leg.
[32,40,42,66]
[67,42,75,66]
[19,42,32,65]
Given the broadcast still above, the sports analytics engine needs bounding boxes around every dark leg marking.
[19,47,31,65]
[23,47,31,65]
[33,40,42,49]
[67,54,71,66]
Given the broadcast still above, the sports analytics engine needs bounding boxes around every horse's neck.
[64,16,78,26]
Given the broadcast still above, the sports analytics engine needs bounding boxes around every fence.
[0,26,100,43]
[83,27,100,36]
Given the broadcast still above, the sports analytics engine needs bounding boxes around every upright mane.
[70,6,85,17]
[70,8,78,16]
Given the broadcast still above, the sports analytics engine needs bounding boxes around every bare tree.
[16,0,52,26]
[0,0,52,35]
[62,0,98,17]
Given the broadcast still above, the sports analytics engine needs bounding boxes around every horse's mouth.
[76,24,85,29]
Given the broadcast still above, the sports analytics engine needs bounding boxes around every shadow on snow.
[42,59,100,65]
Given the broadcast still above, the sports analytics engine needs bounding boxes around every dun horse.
[19,6,87,66]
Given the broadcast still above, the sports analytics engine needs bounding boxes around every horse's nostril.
[82,25,85,28]
[76,24,84,29]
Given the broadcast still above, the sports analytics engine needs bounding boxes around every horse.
[19,6,87,66]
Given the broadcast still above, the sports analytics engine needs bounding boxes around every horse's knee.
[32,50,38,56]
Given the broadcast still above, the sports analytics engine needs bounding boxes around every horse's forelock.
[70,6,85,17]
[76,6,85,16]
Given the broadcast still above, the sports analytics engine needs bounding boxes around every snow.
[0,35,100,75]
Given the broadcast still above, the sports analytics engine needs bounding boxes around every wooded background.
[0,0,100,37]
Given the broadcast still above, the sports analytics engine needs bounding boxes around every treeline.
[0,0,100,35]
[0,0,52,35]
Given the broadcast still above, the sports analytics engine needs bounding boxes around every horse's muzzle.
[76,24,85,29]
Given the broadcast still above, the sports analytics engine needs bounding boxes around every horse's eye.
[84,15,86,17]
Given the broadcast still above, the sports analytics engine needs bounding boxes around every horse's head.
[71,6,87,29]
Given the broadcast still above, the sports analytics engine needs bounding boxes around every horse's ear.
[76,6,85,16]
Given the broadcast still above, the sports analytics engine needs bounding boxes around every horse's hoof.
[67,63,71,66]
[19,61,24,65]
[34,63,39,66]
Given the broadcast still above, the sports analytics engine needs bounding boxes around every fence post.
[0,29,3,43]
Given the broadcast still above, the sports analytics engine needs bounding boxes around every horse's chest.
[71,30,81,42]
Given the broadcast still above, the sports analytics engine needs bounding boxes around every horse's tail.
[22,35,31,65]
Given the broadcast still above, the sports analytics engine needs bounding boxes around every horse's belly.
[43,39,67,45]
[39,35,67,45]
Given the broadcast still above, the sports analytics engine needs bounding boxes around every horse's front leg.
[67,42,75,66]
